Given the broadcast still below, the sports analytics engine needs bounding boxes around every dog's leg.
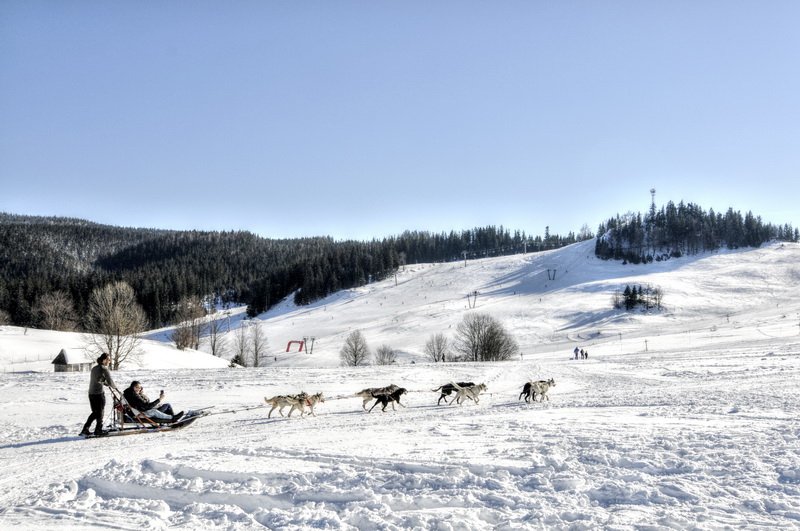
[268,405,276,418]
[368,399,380,413]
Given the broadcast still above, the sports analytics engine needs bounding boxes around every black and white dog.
[355,384,399,410]
[432,382,475,405]
[368,387,408,412]
[519,378,556,403]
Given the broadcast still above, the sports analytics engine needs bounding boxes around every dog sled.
[81,388,211,439]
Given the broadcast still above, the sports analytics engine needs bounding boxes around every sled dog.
[289,392,325,417]
[531,378,555,402]
[264,392,308,418]
[432,382,475,405]
[519,379,556,403]
[450,382,487,405]
[354,384,399,410]
[369,387,408,412]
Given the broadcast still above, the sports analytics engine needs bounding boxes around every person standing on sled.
[123,381,183,423]
[80,353,119,436]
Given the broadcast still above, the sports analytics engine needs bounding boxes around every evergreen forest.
[0,213,581,330]
[595,201,798,264]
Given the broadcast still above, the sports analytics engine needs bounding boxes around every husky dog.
[450,382,487,405]
[519,378,556,403]
[289,392,325,417]
[368,387,408,412]
[531,378,555,402]
[432,382,475,405]
[354,384,399,410]
[519,381,536,403]
[264,392,308,418]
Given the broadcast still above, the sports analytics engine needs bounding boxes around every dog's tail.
[431,385,444,392]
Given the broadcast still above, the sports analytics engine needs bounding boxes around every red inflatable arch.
[286,340,305,352]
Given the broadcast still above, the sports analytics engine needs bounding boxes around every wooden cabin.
[51,349,93,372]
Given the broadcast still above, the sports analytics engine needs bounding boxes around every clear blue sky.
[2,1,798,240]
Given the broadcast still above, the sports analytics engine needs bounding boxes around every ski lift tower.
[303,336,316,354]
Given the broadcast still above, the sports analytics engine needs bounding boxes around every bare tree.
[578,223,595,241]
[0,309,10,326]
[374,344,397,365]
[424,332,450,362]
[250,321,269,367]
[84,281,148,370]
[340,330,371,366]
[453,312,518,362]
[651,286,664,310]
[171,296,207,350]
[232,322,252,367]
[34,291,78,331]
[206,317,228,357]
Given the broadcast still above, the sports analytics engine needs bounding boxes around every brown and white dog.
[289,392,325,417]
[264,392,308,418]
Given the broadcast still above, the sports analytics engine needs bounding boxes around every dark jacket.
[88,364,117,395]
[123,386,160,412]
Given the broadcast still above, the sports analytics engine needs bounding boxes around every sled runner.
[81,413,203,438]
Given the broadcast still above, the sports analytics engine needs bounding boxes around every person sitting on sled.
[123,381,184,423]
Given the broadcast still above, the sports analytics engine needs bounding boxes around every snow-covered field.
[1,240,799,529]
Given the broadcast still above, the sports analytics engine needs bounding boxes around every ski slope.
[1,240,799,529]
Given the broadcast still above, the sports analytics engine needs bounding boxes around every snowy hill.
[4,239,799,371]
[1,241,799,529]
[222,239,800,367]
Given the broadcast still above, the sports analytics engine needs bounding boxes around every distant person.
[80,353,119,436]
[123,381,183,423]
[584,350,589,359]
[573,347,579,360]
[580,349,585,360]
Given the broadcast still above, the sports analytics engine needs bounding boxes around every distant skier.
[80,353,119,436]
[573,347,579,360]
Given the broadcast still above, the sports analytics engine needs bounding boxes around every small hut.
[51,349,93,373]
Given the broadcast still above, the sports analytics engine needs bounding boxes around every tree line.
[339,312,519,366]
[0,213,585,331]
[595,201,798,263]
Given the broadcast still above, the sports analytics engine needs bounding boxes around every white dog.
[450,382,487,405]
[531,378,555,402]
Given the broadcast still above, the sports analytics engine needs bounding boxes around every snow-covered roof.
[51,348,92,365]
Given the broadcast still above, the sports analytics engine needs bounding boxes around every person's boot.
[171,411,184,423]
[79,427,91,436]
